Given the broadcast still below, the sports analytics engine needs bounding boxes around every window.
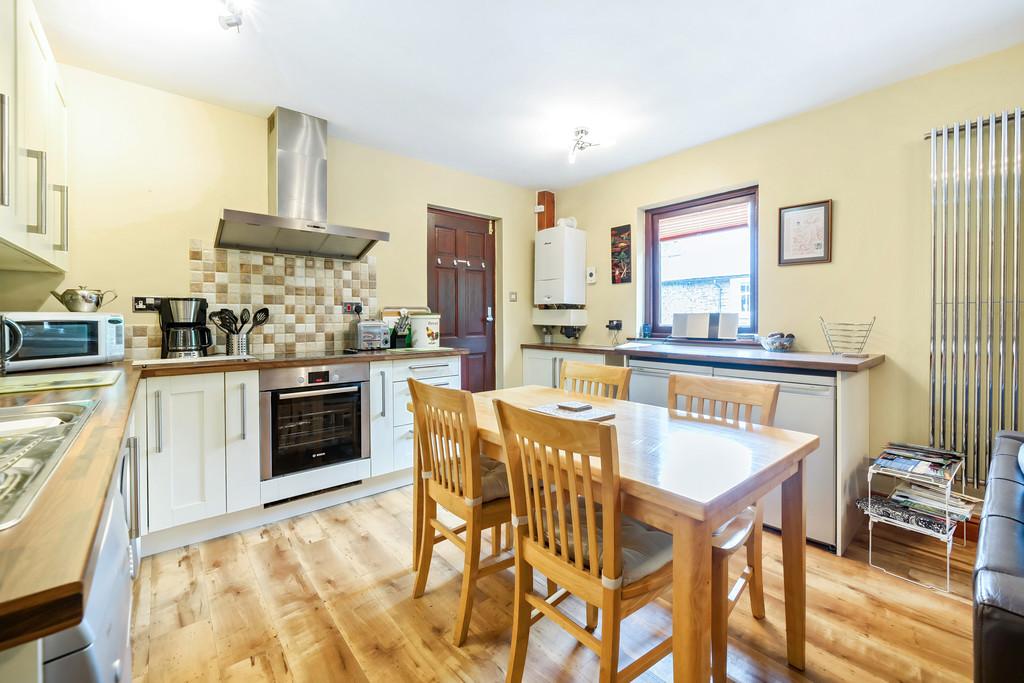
[644,187,758,336]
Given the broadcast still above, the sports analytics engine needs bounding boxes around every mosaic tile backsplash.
[125,239,377,360]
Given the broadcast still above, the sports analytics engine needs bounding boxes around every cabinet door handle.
[26,149,46,235]
[409,363,448,371]
[240,383,247,440]
[53,184,68,251]
[128,436,141,539]
[0,93,8,207]
[379,370,387,417]
[154,391,163,453]
[551,357,557,387]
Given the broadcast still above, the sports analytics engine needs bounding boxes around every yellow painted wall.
[0,65,535,385]
[556,43,1024,450]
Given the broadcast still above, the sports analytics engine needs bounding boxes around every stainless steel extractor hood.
[216,107,389,260]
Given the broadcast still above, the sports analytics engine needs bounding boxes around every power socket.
[133,296,162,312]
[342,301,363,315]
[606,319,623,331]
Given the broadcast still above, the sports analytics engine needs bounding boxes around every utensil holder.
[226,333,250,356]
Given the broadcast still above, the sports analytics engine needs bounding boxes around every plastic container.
[410,314,441,349]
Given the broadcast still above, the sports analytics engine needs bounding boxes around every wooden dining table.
[412,385,820,682]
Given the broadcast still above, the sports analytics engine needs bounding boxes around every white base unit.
[259,458,372,505]
[625,355,862,553]
[522,347,616,388]
[530,308,588,327]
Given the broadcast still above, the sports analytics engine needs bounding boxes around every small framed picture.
[778,200,832,265]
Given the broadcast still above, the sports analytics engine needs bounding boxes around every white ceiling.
[34,0,1024,189]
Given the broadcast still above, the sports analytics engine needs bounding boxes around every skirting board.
[140,469,413,557]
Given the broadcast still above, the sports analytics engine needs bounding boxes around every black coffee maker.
[159,297,213,358]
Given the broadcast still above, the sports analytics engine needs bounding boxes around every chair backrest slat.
[667,374,780,427]
[409,380,482,502]
[495,400,622,584]
[558,361,632,401]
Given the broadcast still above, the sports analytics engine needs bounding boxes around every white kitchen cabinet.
[393,425,416,470]
[0,0,67,272]
[224,370,260,514]
[626,358,713,407]
[369,361,394,476]
[0,0,14,239]
[521,347,615,388]
[146,373,227,531]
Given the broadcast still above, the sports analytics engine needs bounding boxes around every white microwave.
[1,312,125,373]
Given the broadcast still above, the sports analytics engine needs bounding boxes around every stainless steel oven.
[259,363,369,481]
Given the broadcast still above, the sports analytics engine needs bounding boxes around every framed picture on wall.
[778,199,832,265]
[610,225,632,284]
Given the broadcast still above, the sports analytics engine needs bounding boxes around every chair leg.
[491,524,501,556]
[506,555,533,683]
[453,515,482,646]
[412,439,422,568]
[586,604,598,632]
[412,498,436,599]
[546,578,557,597]
[747,504,766,620]
[597,588,621,683]
[504,521,513,550]
[711,553,729,683]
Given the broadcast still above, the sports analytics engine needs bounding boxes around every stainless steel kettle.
[49,286,118,312]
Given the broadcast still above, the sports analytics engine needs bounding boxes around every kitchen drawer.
[393,424,416,470]
[393,373,461,427]
[392,356,461,382]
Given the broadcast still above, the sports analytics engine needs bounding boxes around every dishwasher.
[714,366,837,549]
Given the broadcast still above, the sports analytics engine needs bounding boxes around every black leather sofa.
[975,430,1024,681]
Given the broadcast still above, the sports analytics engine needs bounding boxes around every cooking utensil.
[49,286,118,313]
[249,307,269,331]
[208,312,233,336]
[218,309,240,334]
[239,308,250,334]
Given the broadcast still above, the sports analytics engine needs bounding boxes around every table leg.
[672,516,711,682]
[780,460,806,670]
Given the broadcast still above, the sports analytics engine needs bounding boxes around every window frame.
[644,186,759,337]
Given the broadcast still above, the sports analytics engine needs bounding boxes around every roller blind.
[657,198,751,241]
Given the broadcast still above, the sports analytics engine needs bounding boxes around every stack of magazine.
[873,442,963,485]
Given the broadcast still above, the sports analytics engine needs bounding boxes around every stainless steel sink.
[0,400,97,531]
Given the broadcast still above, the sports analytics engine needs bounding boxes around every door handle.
[53,184,69,251]
[154,391,163,453]
[485,306,494,323]
[128,436,140,539]
[0,93,8,207]
[409,363,449,371]
[279,385,358,399]
[26,149,46,234]
[551,357,557,387]
[380,370,387,417]
[240,383,247,440]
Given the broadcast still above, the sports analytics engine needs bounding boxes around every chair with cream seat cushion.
[495,399,674,683]
[409,379,514,646]
[668,372,780,683]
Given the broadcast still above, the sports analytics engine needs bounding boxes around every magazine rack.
[864,454,968,593]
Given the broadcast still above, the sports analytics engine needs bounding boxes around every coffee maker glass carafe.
[159,297,212,358]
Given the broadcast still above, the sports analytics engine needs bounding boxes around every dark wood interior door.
[427,208,496,392]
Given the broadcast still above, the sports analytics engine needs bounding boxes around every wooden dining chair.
[559,360,632,400]
[494,400,674,683]
[409,380,515,646]
[667,372,780,682]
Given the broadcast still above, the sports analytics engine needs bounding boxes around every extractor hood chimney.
[216,107,389,260]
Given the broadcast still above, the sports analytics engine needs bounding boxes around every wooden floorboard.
[132,486,975,682]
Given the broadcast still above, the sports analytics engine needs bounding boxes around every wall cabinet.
[521,347,615,388]
[0,0,69,272]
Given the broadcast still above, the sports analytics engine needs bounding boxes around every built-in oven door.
[5,318,103,370]
[262,382,369,479]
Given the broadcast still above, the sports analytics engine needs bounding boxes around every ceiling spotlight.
[219,0,244,31]
[568,126,599,164]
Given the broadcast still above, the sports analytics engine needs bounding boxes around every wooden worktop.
[135,347,467,377]
[523,341,884,372]
[0,347,463,651]
[0,363,142,651]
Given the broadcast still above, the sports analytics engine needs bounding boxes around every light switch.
[508,291,518,302]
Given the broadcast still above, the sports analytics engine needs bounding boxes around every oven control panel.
[297,370,342,385]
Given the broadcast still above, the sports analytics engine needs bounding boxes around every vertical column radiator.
[929,108,1021,485]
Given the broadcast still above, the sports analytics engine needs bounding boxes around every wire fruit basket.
[820,316,875,355]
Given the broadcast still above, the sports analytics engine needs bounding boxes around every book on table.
[530,402,615,422]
